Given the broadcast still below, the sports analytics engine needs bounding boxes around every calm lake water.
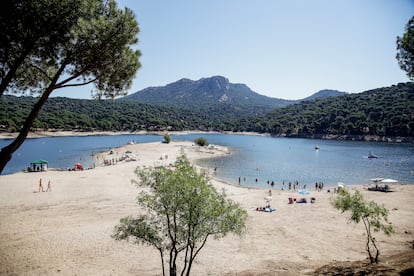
[1,133,413,188]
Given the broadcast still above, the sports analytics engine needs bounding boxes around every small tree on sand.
[194,137,208,147]
[112,154,247,276]
[163,133,171,143]
[331,188,394,264]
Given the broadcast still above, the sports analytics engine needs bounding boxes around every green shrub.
[194,137,208,146]
[163,133,171,143]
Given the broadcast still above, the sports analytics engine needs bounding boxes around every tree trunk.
[0,57,67,174]
[370,235,380,263]
[170,262,176,276]
[185,250,194,276]
[0,86,53,174]
[169,250,177,276]
[159,249,166,276]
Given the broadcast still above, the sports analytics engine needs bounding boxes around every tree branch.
[55,67,89,87]
[57,77,97,88]
[28,62,53,82]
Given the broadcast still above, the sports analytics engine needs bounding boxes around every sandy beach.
[0,140,413,275]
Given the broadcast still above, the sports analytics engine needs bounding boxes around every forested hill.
[300,89,346,101]
[0,96,215,132]
[121,76,346,116]
[245,82,414,139]
[0,82,413,140]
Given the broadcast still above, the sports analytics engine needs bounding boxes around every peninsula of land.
[0,140,413,275]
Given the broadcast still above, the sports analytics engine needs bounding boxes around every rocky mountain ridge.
[121,76,346,113]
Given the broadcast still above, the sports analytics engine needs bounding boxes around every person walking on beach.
[46,180,51,192]
[38,179,44,192]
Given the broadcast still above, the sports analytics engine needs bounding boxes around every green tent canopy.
[28,159,48,172]
[31,159,48,164]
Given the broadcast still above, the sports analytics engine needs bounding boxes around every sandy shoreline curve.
[0,140,413,275]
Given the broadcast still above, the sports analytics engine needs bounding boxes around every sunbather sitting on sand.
[256,205,276,212]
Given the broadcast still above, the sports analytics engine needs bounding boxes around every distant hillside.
[245,82,414,139]
[121,76,294,116]
[0,96,213,132]
[301,89,347,101]
[2,79,412,140]
[121,76,351,117]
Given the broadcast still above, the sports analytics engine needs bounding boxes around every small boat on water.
[315,145,320,150]
[368,151,378,159]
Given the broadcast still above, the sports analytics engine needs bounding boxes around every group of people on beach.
[104,158,118,166]
[38,178,51,192]
[283,181,303,190]
[237,177,329,192]
[315,182,324,191]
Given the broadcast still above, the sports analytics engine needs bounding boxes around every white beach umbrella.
[380,178,398,183]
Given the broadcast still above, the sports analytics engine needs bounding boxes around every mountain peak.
[176,78,192,83]
[121,76,349,116]
[121,76,293,114]
[302,89,347,101]
[198,76,230,91]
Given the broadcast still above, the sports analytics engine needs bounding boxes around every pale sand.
[0,140,413,275]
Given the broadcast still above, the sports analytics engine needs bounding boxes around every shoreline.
[0,140,413,275]
[0,130,414,144]
[0,130,270,140]
[2,131,413,186]
[1,130,412,144]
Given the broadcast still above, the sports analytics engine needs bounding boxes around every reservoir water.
[1,133,413,188]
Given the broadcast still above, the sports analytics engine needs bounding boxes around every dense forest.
[0,82,413,140]
[0,96,215,132]
[244,82,414,139]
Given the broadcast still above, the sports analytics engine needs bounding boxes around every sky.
[53,0,414,100]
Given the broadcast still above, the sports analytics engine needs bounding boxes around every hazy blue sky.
[54,0,414,100]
